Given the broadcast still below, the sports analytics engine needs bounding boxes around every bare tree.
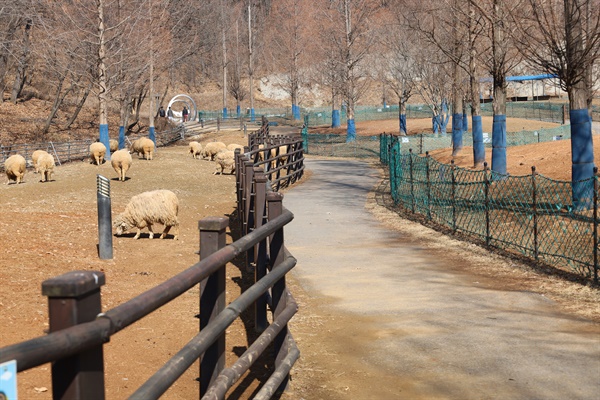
[264,0,314,120]
[320,0,381,142]
[512,0,599,204]
[229,18,248,116]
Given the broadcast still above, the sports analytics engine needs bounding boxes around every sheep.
[109,139,119,153]
[113,189,179,240]
[31,149,49,173]
[201,141,227,161]
[4,154,26,184]
[111,149,133,181]
[130,137,155,160]
[189,141,203,159]
[213,150,236,175]
[90,142,107,165]
[37,152,55,182]
[226,143,244,152]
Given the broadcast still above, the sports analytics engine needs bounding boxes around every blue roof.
[480,74,558,83]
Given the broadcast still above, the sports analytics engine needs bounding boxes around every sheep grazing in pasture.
[37,152,55,182]
[213,150,236,175]
[113,189,180,240]
[130,137,155,160]
[189,141,203,159]
[89,142,107,165]
[31,149,50,173]
[109,139,119,153]
[201,141,227,161]
[226,143,244,153]
[111,149,133,181]
[4,154,26,184]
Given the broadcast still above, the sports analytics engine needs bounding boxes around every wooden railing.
[0,148,304,400]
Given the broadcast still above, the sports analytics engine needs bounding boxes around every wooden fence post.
[254,170,269,332]
[267,191,291,394]
[42,270,106,400]
[198,217,228,397]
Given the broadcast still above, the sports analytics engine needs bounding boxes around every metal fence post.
[532,166,539,261]
[594,167,598,283]
[42,270,107,400]
[198,217,228,397]
[267,191,291,394]
[254,170,269,332]
[96,175,113,259]
[419,133,423,154]
[409,149,415,213]
[451,160,456,232]
[484,162,490,246]
[426,152,431,220]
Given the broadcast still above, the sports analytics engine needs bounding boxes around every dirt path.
[281,158,600,400]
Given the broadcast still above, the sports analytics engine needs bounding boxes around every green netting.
[301,133,380,158]
[386,149,599,281]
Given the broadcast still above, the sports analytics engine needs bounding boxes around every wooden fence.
[0,123,306,399]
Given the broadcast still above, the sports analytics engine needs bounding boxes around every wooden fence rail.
[0,121,305,399]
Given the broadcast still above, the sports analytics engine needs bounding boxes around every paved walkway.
[283,158,600,400]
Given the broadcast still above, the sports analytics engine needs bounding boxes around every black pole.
[96,175,113,259]
[532,166,539,261]
[484,163,490,246]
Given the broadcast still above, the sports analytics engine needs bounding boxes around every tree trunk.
[64,83,92,130]
[11,19,32,103]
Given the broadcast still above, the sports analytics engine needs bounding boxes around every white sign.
[402,137,410,143]
[0,360,17,400]
[483,138,492,143]
[482,132,489,138]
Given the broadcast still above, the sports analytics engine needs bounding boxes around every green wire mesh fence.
[381,135,598,282]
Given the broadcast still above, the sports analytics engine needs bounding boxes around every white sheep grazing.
[37,152,55,182]
[111,149,133,181]
[31,149,49,173]
[189,141,203,159]
[213,150,236,175]
[4,154,26,184]
[109,139,119,153]
[226,143,244,152]
[131,137,155,160]
[201,141,227,161]
[89,142,107,165]
[113,189,180,240]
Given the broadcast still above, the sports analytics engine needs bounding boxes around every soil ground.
[1,118,598,399]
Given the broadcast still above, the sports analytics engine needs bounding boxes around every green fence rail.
[381,134,598,282]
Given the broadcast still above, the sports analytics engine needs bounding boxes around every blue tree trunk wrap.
[472,115,485,165]
[432,116,439,134]
[462,112,468,131]
[292,104,301,120]
[491,114,507,175]
[452,113,463,155]
[571,109,595,207]
[223,107,228,119]
[250,108,255,122]
[99,124,111,161]
[118,126,125,150]
[332,109,341,128]
[236,105,241,117]
[148,126,156,146]
[346,119,356,142]
[399,114,407,135]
